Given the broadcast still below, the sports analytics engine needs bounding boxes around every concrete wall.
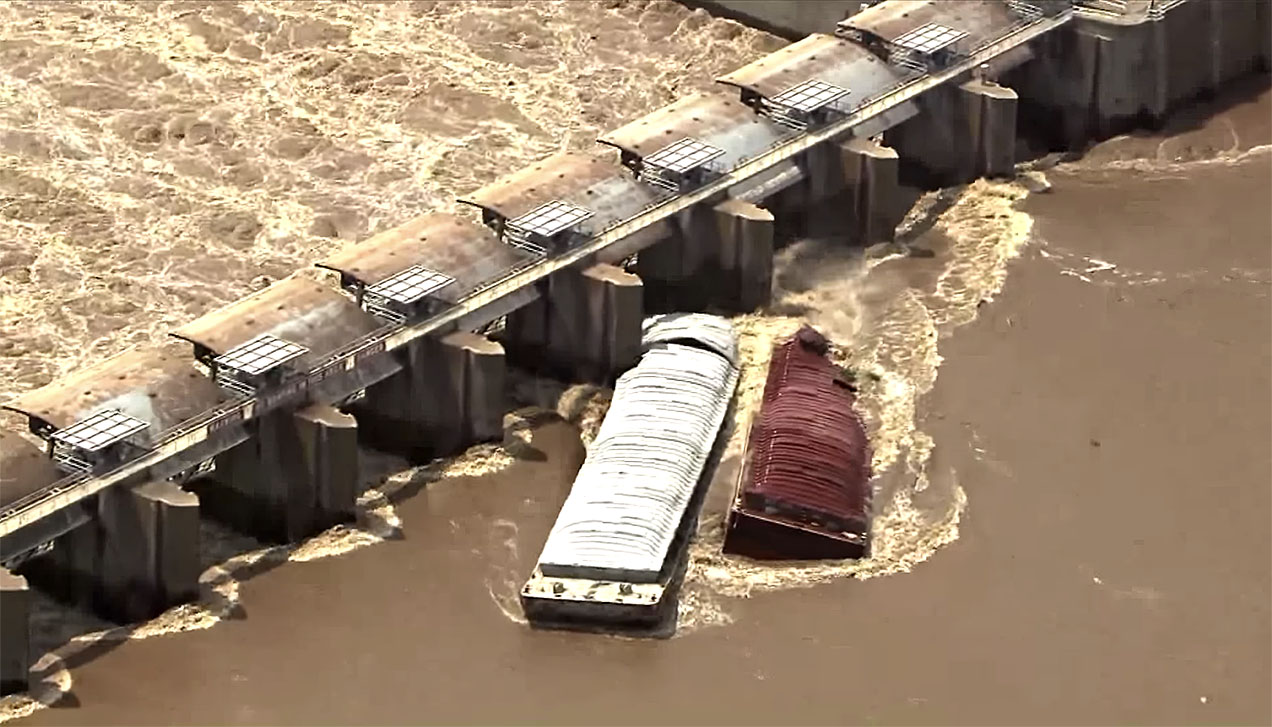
[885,79,1019,186]
[504,263,643,383]
[1008,0,1272,145]
[1,568,28,695]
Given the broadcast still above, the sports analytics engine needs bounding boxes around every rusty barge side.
[724,326,873,560]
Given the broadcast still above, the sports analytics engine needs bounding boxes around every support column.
[95,481,200,623]
[1,568,28,696]
[202,404,357,543]
[18,482,200,624]
[714,199,774,313]
[633,205,716,313]
[506,263,643,384]
[961,78,1019,180]
[886,79,1019,185]
[802,140,844,205]
[840,137,902,245]
[355,333,507,461]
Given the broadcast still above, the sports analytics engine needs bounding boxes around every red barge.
[724,325,873,560]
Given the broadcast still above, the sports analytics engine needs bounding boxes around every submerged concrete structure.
[1,0,1266,692]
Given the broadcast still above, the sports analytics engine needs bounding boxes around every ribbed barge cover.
[743,325,872,538]
[535,314,739,583]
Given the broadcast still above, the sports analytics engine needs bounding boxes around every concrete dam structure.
[0,0,1267,694]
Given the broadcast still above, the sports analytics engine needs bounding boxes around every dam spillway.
[0,0,1267,696]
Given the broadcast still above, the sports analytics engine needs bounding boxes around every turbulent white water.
[0,2,775,717]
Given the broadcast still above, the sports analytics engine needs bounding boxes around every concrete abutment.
[1008,2,1271,148]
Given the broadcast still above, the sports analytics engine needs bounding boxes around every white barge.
[521,313,739,637]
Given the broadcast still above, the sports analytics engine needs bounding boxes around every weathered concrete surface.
[95,481,199,623]
[638,198,777,313]
[886,80,1019,185]
[635,205,720,313]
[715,199,775,311]
[840,136,903,244]
[0,567,28,696]
[680,0,862,39]
[200,405,357,543]
[962,78,1020,178]
[18,481,199,624]
[1009,1,1272,146]
[356,333,507,461]
[505,263,642,384]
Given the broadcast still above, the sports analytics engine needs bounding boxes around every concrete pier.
[1010,1,1272,147]
[95,481,200,623]
[199,404,357,543]
[637,199,774,314]
[504,263,643,383]
[714,199,775,312]
[840,136,902,245]
[961,79,1019,179]
[357,333,507,461]
[1,568,28,696]
[887,80,1019,185]
[634,206,718,313]
[19,481,199,624]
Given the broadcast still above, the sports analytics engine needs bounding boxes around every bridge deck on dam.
[2,341,230,442]
[839,0,1025,47]
[599,92,790,169]
[718,32,910,102]
[717,32,921,135]
[0,1,1074,541]
[171,277,386,371]
[457,151,671,240]
[316,213,537,304]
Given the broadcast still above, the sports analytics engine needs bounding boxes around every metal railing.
[1073,0,1187,21]
[0,6,1073,539]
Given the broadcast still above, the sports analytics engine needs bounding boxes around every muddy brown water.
[2,2,1270,725]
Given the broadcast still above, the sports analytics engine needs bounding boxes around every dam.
[1,0,1268,696]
